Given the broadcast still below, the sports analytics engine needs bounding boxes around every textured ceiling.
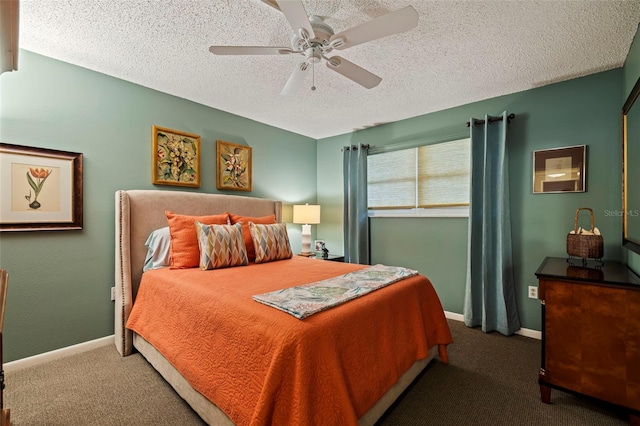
[18,0,640,139]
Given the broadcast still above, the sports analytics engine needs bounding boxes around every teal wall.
[624,25,640,274]
[318,69,625,332]
[0,51,317,361]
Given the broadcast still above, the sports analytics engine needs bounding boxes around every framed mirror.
[623,76,640,254]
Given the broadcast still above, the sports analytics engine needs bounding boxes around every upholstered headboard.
[114,189,282,356]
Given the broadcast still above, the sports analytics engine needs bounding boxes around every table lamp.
[293,204,321,256]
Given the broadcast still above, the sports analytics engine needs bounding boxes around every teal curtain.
[343,144,370,264]
[464,111,521,335]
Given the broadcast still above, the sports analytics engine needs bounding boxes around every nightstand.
[297,252,316,258]
[312,254,344,262]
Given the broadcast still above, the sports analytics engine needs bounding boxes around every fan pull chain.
[311,61,316,91]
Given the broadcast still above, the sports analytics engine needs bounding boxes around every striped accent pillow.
[195,222,248,270]
[249,222,293,263]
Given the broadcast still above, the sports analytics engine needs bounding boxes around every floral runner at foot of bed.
[253,264,418,319]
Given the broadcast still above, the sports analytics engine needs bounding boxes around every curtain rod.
[466,113,516,127]
[342,144,370,151]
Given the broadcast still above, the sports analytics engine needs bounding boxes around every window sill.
[368,207,469,218]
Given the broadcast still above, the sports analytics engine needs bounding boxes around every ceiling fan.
[209,1,419,95]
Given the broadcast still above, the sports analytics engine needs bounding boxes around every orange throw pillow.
[166,211,229,268]
[229,213,276,262]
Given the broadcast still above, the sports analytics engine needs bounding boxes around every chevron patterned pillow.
[249,222,293,264]
[195,222,248,270]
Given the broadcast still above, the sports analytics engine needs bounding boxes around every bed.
[114,189,452,426]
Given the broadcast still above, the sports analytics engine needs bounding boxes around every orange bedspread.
[126,256,452,426]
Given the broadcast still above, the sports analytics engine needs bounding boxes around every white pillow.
[143,227,171,272]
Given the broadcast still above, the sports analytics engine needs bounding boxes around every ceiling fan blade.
[329,6,418,50]
[276,0,315,40]
[326,56,381,89]
[281,62,310,96]
[209,46,293,55]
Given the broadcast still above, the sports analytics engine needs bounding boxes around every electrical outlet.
[111,287,116,301]
[528,286,538,299]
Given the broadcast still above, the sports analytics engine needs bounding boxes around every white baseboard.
[444,311,541,340]
[444,311,465,322]
[515,327,541,340]
[4,335,114,373]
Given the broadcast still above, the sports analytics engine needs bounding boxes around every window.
[367,138,470,217]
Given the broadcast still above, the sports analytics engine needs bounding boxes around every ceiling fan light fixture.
[305,47,322,64]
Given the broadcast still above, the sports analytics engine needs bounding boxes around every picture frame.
[533,145,586,194]
[314,239,325,252]
[216,140,252,192]
[0,143,83,231]
[152,126,201,187]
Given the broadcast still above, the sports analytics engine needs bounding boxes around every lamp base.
[298,252,315,257]
[300,223,312,254]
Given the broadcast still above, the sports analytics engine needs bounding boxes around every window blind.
[367,149,416,209]
[367,138,470,210]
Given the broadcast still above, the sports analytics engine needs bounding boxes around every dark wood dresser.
[535,257,640,425]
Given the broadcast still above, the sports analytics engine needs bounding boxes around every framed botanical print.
[152,126,201,187]
[0,143,83,231]
[216,140,252,192]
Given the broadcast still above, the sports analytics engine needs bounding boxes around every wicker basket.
[566,207,603,260]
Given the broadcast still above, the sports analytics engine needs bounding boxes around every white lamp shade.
[293,204,321,224]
